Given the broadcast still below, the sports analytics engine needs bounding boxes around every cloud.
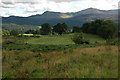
[1,0,15,4]
[119,1,120,9]
[48,0,84,3]
[1,0,45,4]
[44,0,98,3]
[0,3,16,8]
[1,0,91,4]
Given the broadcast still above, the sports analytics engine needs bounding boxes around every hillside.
[2,23,37,31]
[2,8,118,28]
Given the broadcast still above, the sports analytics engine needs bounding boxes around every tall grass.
[2,46,118,78]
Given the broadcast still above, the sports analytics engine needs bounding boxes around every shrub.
[4,40,15,44]
[10,30,19,36]
[71,33,89,44]
[83,39,90,44]
[106,39,118,45]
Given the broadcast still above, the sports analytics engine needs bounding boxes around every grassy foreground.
[2,33,118,78]
[3,46,118,78]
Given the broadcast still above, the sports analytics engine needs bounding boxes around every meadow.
[27,33,105,45]
[2,33,118,78]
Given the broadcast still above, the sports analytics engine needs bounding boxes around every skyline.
[0,0,119,17]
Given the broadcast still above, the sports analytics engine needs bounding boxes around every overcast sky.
[0,0,119,17]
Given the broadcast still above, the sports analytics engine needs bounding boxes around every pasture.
[27,33,105,45]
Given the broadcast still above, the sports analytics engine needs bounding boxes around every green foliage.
[97,20,117,39]
[118,31,120,37]
[82,20,117,39]
[72,33,89,44]
[62,23,68,31]
[2,30,10,36]
[72,26,81,33]
[25,30,38,34]
[81,22,91,33]
[106,39,119,45]
[10,30,19,36]
[53,23,68,35]
[40,23,52,35]
[2,23,37,31]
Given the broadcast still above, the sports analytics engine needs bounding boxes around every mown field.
[2,33,118,78]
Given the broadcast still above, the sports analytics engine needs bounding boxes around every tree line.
[24,22,81,35]
[4,19,118,39]
[82,20,118,39]
[24,23,68,35]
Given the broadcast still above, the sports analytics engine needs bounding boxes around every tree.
[81,20,117,39]
[118,31,120,38]
[25,30,36,34]
[88,20,104,34]
[62,23,68,31]
[10,30,19,36]
[97,20,117,39]
[72,26,81,33]
[40,23,51,35]
[2,30,10,36]
[81,22,91,33]
[71,33,89,44]
[53,23,68,35]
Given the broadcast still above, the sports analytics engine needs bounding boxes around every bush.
[83,39,90,44]
[4,40,15,44]
[71,33,89,44]
[106,39,119,45]
[10,30,19,36]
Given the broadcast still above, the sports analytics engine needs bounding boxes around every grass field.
[2,33,118,78]
[3,46,118,78]
[27,33,105,45]
[27,34,74,45]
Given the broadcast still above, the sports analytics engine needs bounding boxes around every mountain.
[2,8,118,28]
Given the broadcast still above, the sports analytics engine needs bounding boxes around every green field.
[27,33,105,45]
[27,34,74,45]
[2,33,118,78]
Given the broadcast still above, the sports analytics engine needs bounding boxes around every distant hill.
[2,23,37,31]
[2,8,118,28]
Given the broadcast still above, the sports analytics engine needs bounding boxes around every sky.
[0,0,119,17]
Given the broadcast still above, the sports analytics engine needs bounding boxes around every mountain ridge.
[2,8,118,28]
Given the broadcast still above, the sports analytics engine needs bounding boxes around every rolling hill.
[2,8,118,28]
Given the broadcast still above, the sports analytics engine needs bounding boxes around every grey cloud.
[48,0,80,2]
[119,1,120,9]
[1,0,42,4]
[25,10,38,13]
[2,2,13,5]
[1,0,15,4]
[1,0,97,4]
[24,8,39,13]
[15,0,40,4]
[24,7,50,14]
[1,0,39,9]
[48,0,96,3]
[2,2,13,4]
[112,5,118,8]
[0,3,15,8]
[1,6,13,8]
